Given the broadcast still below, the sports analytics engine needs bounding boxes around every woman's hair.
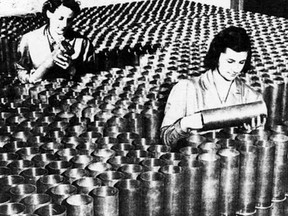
[42,0,80,19]
[204,26,252,73]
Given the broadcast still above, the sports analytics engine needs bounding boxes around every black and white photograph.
[0,0,288,215]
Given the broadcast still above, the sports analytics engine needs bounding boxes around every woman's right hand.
[51,47,72,70]
[180,113,203,132]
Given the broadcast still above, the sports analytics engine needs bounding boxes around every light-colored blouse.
[15,25,95,83]
[161,70,266,146]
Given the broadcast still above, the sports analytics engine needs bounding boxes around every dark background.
[244,0,288,18]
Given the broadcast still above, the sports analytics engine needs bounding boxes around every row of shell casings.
[74,0,221,48]
[177,129,288,216]
[7,70,170,104]
[245,75,288,126]
[0,101,163,144]
[0,15,45,40]
[86,8,279,53]
[0,129,286,215]
[89,10,288,57]
[0,140,204,216]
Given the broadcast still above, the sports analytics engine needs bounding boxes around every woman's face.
[47,5,75,37]
[217,47,248,81]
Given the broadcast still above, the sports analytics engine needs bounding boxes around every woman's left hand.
[54,52,72,69]
[243,115,266,132]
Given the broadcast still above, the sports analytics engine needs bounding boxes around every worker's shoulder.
[23,25,46,38]
[173,77,199,92]
[236,77,262,96]
[175,76,200,86]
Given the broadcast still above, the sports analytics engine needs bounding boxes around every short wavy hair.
[42,0,80,19]
[204,26,252,74]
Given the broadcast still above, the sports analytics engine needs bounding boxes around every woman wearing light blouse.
[161,26,267,148]
[15,0,95,83]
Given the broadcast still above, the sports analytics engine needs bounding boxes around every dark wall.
[244,0,288,18]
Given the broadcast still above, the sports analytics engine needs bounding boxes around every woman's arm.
[160,80,203,147]
[15,34,71,83]
[15,34,54,83]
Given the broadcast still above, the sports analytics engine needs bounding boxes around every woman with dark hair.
[161,26,267,147]
[15,0,95,83]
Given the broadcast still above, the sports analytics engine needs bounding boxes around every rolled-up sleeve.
[160,80,192,147]
[14,35,33,83]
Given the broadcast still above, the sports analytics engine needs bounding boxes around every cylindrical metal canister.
[139,171,165,216]
[45,161,72,175]
[141,158,172,172]
[86,161,113,178]
[62,168,90,184]
[20,193,51,214]
[73,177,102,194]
[91,149,116,162]
[55,148,78,161]
[107,156,136,170]
[16,147,40,160]
[255,204,272,216]
[40,142,64,154]
[8,159,34,175]
[132,137,153,150]
[217,138,241,150]
[141,107,161,143]
[179,159,202,215]
[218,148,240,216]
[9,183,37,202]
[98,171,126,187]
[160,152,184,166]
[250,128,272,141]
[111,143,135,157]
[269,134,288,200]
[263,78,284,127]
[159,165,184,216]
[124,112,143,137]
[117,132,140,144]
[0,152,18,166]
[147,145,171,159]
[179,146,201,162]
[89,186,119,216]
[182,134,207,148]
[0,175,25,194]
[0,203,26,216]
[237,145,258,215]
[48,184,77,205]
[64,194,94,216]
[0,166,11,177]
[118,164,145,180]
[198,152,221,216]
[34,204,67,216]
[236,134,258,148]
[0,193,11,205]
[20,167,48,185]
[200,101,267,130]
[270,197,286,216]
[255,140,275,207]
[198,141,221,154]
[70,155,97,169]
[37,174,67,193]
[32,153,57,168]
[115,179,142,216]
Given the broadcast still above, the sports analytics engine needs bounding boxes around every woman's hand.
[51,48,72,70]
[243,115,266,132]
[180,113,203,132]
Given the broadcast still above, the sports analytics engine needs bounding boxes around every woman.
[161,26,267,147]
[15,0,95,83]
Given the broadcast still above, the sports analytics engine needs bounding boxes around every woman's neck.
[48,26,65,43]
[213,68,233,88]
[212,69,234,103]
